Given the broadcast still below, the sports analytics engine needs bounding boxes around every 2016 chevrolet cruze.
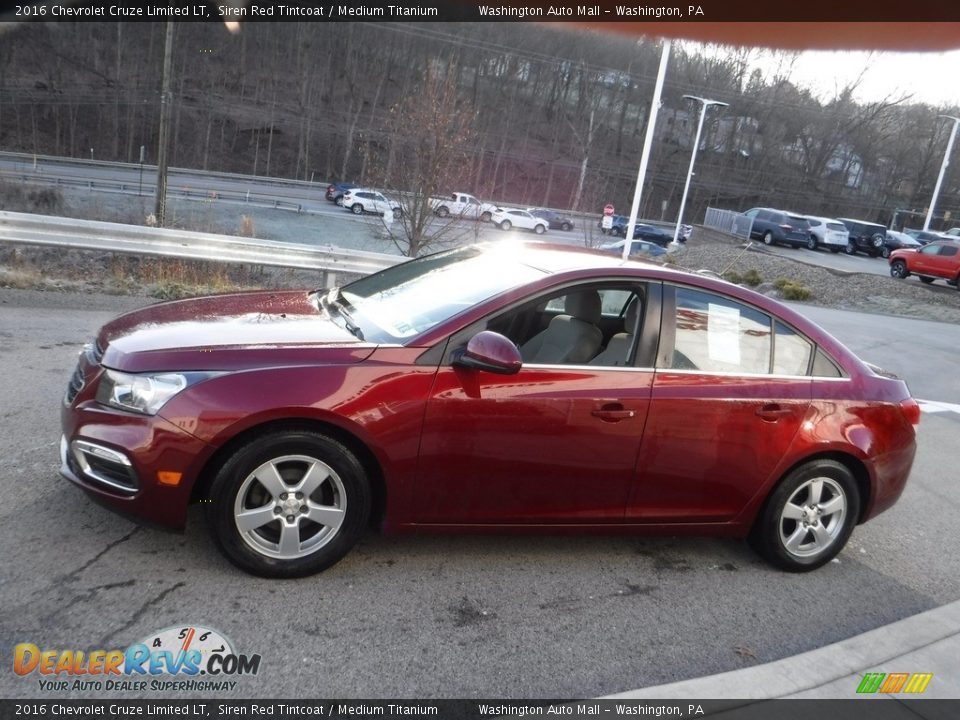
[60,243,919,577]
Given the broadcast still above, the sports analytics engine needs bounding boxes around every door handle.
[755,403,794,421]
[592,403,636,422]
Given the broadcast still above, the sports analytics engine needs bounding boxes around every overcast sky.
[687,42,960,107]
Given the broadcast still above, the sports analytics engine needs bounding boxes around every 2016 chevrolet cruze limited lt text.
[60,243,919,577]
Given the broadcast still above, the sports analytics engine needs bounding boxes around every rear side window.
[671,288,771,374]
[941,245,958,257]
[773,322,813,376]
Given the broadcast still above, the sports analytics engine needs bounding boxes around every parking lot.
[1,287,959,699]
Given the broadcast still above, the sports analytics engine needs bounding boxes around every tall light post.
[923,115,960,231]
[671,95,728,246]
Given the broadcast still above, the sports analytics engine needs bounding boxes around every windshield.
[337,246,545,343]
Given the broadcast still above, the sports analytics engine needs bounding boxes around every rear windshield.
[827,223,847,231]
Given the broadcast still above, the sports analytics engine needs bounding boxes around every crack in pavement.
[61,527,141,584]
[99,582,186,647]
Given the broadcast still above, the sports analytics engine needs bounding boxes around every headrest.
[564,291,601,324]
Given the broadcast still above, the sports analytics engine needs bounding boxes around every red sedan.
[60,243,919,577]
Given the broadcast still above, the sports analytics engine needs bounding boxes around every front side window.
[920,244,940,255]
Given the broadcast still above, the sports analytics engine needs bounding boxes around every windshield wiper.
[319,287,364,341]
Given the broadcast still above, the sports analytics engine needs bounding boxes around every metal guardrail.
[703,207,753,240]
[0,211,400,277]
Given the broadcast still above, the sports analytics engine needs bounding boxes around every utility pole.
[924,115,960,232]
[154,22,175,227]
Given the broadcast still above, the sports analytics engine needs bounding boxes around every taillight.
[899,398,921,426]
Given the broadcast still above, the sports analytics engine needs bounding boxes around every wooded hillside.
[1,21,957,229]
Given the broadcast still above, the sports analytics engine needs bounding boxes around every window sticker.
[707,303,741,365]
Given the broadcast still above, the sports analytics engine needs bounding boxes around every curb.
[604,599,960,700]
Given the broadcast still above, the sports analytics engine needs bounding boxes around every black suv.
[743,208,809,248]
[838,218,887,257]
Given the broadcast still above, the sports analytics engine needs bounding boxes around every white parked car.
[803,215,850,253]
[341,188,402,217]
[491,208,548,234]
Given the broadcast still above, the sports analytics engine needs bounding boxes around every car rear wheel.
[335,196,345,207]
[919,276,935,284]
[534,224,546,235]
[500,220,512,231]
[749,459,859,572]
[881,247,891,258]
[207,430,371,578]
[806,236,818,251]
[350,203,364,215]
[762,231,774,246]
[561,222,572,231]
[844,241,856,255]
[890,260,908,279]
[436,206,450,218]
[480,211,492,223]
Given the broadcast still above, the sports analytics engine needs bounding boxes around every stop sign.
[603,204,615,216]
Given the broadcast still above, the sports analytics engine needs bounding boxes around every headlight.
[95,370,219,415]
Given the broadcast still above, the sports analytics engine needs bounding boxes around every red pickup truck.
[889,240,960,289]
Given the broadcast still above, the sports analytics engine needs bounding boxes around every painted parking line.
[917,399,960,415]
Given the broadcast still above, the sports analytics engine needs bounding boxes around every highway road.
[1,288,958,700]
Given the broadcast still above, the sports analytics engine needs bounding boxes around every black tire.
[919,276,935,284]
[500,219,512,231]
[350,203,364,215]
[762,231,774,246]
[335,196,345,207]
[844,241,857,255]
[561,222,572,231]
[206,430,371,578]
[436,206,450,218]
[871,233,885,249]
[881,246,891,259]
[890,260,908,279]
[829,247,841,254]
[748,459,859,572]
[480,211,492,223]
[392,207,403,219]
[534,224,546,235]
[806,235,818,251]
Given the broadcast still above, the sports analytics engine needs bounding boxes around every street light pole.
[672,95,728,246]
[924,115,960,232]
[154,21,175,227]
[622,39,671,263]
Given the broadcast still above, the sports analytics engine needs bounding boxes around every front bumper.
[60,401,214,529]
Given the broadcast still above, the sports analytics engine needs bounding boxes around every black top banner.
[2,0,960,22]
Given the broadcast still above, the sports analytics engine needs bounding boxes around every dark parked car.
[882,230,922,258]
[743,208,809,248]
[61,243,918,577]
[325,181,358,205]
[889,240,960,288]
[838,218,887,256]
[527,208,574,231]
[610,218,675,246]
[904,228,951,245]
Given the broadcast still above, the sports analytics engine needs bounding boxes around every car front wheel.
[749,459,859,572]
[890,260,908,279]
[499,220,512,231]
[844,241,856,255]
[534,224,546,235]
[806,236,818,251]
[881,247,891,258]
[206,430,371,578]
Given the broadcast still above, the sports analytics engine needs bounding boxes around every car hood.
[97,290,376,373]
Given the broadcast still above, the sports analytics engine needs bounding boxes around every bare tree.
[371,63,479,257]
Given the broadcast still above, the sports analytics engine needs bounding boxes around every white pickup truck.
[429,192,497,221]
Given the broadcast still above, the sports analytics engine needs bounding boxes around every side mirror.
[453,331,522,375]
